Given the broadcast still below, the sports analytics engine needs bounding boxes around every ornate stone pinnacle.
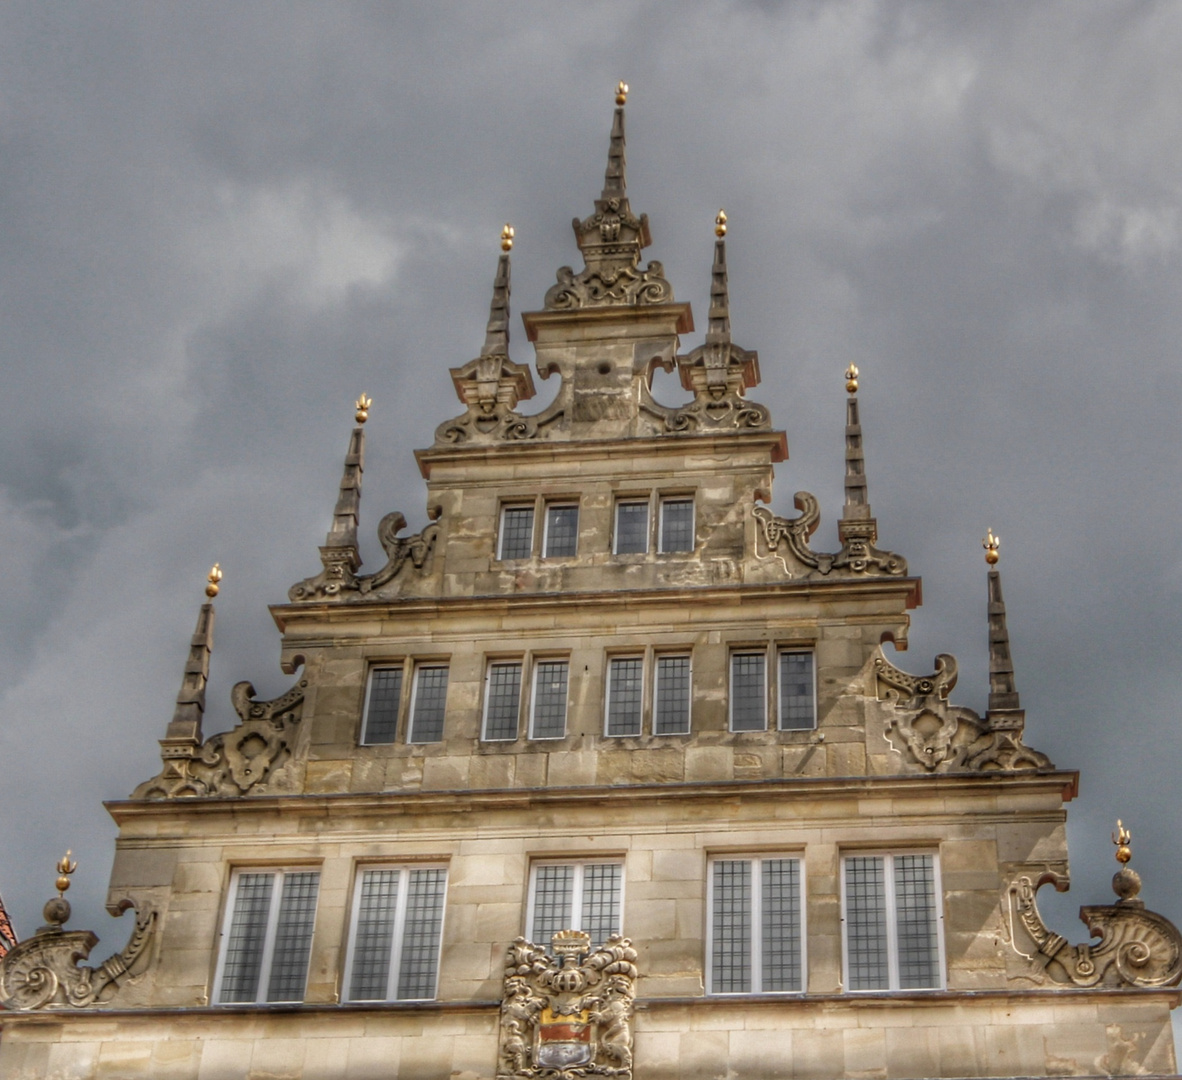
[842,388,870,517]
[1113,820,1132,864]
[715,209,727,237]
[482,245,512,357]
[615,80,628,106]
[845,363,859,394]
[705,226,731,345]
[500,223,514,252]
[987,563,1020,712]
[205,563,222,599]
[355,394,372,424]
[984,529,1000,565]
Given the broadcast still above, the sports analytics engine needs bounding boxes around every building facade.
[0,87,1179,1080]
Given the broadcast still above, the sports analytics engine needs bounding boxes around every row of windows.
[360,649,817,745]
[498,495,695,560]
[213,854,944,1004]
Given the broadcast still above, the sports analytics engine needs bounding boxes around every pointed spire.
[842,365,871,521]
[481,226,513,357]
[705,210,730,345]
[163,566,219,744]
[984,531,1021,711]
[324,399,368,552]
[602,82,628,198]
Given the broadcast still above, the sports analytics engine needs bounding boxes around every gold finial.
[615,81,629,106]
[983,530,1000,566]
[56,851,77,897]
[205,563,223,598]
[845,364,859,394]
[355,393,372,424]
[1113,820,1132,864]
[715,210,727,238]
[500,223,515,252]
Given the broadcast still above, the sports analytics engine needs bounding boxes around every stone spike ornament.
[483,238,513,357]
[704,211,731,344]
[602,82,628,197]
[162,570,217,746]
[987,551,1020,713]
[842,365,869,517]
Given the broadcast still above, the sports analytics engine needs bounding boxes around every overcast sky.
[1,0,1180,1027]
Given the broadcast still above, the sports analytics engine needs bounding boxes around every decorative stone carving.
[874,650,1052,773]
[133,678,306,799]
[544,254,673,311]
[434,354,540,445]
[753,495,907,578]
[496,930,638,1080]
[0,898,156,1011]
[1005,870,1182,989]
[357,512,439,594]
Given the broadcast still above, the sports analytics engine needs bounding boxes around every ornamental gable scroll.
[497,930,638,1080]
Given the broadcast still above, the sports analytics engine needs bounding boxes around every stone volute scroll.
[666,211,771,433]
[0,854,156,1011]
[1004,823,1182,989]
[544,83,673,311]
[496,930,638,1080]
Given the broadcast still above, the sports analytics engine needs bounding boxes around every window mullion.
[570,863,584,931]
[750,859,762,994]
[386,868,411,1001]
[884,855,899,990]
[341,869,368,999]
[255,871,284,1004]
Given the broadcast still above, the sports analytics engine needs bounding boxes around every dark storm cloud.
[0,1,1179,1039]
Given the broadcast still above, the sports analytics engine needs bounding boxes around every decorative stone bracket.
[666,341,770,432]
[1005,870,1182,989]
[435,354,541,445]
[0,898,156,1011]
[497,930,638,1080]
[753,495,908,578]
[133,677,306,799]
[874,650,1052,773]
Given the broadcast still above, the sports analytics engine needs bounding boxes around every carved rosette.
[1005,872,1182,989]
[134,678,306,799]
[0,901,156,1011]
[497,931,638,1080]
[874,651,1052,773]
[753,497,907,578]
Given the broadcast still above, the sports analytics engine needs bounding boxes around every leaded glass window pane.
[397,869,447,1000]
[483,662,522,741]
[614,502,649,554]
[581,863,621,949]
[348,870,399,1001]
[779,652,815,731]
[654,655,691,735]
[606,657,643,737]
[530,661,568,739]
[408,666,449,743]
[659,499,694,553]
[762,859,802,992]
[218,873,274,1003]
[266,872,319,1002]
[529,863,622,950]
[711,860,752,993]
[499,506,535,560]
[544,505,579,558]
[730,653,766,731]
[530,864,574,945]
[844,856,891,990]
[894,855,940,989]
[362,667,403,744]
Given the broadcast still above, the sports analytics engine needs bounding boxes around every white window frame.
[728,650,768,732]
[705,855,807,996]
[212,867,321,1005]
[482,659,524,742]
[497,503,536,560]
[525,859,625,943]
[613,498,651,555]
[604,655,645,737]
[407,663,449,744]
[840,852,946,992]
[777,649,817,731]
[341,863,448,1003]
[528,657,570,740]
[652,653,692,736]
[542,502,580,558]
[360,662,406,745]
[658,496,695,553]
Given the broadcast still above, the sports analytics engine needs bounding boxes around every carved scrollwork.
[497,930,638,1080]
[356,513,439,594]
[544,260,672,311]
[133,678,306,799]
[753,496,907,578]
[1005,872,1182,989]
[874,650,1052,774]
[0,900,156,1011]
[435,353,541,446]
[287,545,360,602]
[754,494,830,573]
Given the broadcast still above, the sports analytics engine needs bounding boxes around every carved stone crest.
[754,496,907,579]
[497,930,638,1080]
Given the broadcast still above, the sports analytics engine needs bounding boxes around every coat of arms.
[496,929,638,1079]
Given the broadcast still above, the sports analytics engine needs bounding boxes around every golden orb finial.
[1113,820,1132,864]
[715,210,727,238]
[983,530,1000,566]
[205,563,223,598]
[56,851,77,897]
[500,223,515,252]
[615,81,629,106]
[355,393,372,424]
[845,364,859,394]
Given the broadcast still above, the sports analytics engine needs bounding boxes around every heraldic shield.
[496,929,638,1079]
